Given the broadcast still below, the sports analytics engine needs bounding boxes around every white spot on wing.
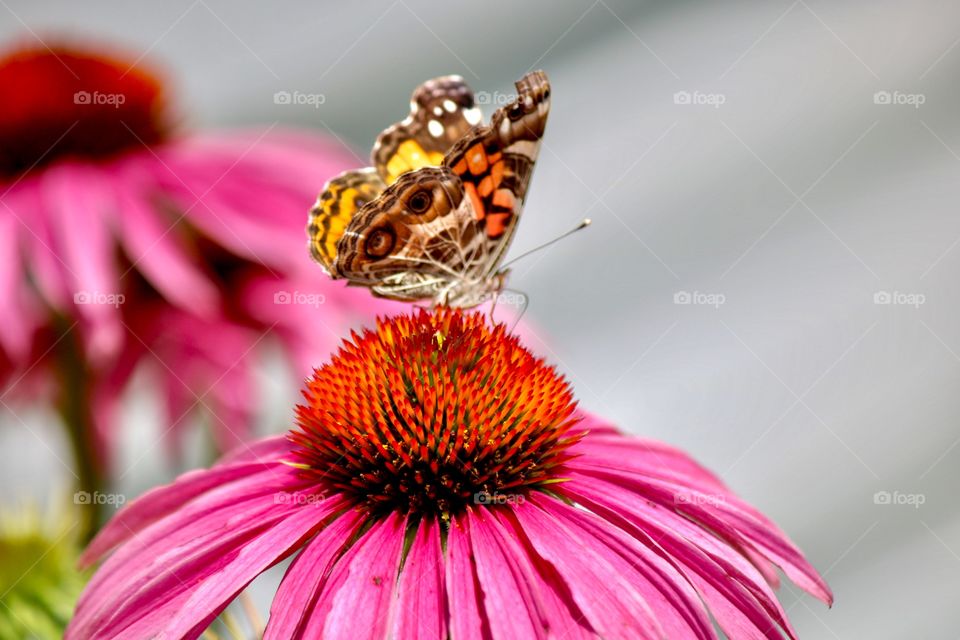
[443,99,457,113]
[465,108,481,125]
[428,120,444,137]
[433,106,444,116]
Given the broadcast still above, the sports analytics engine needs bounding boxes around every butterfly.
[308,70,550,308]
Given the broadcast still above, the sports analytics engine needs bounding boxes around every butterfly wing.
[330,166,475,300]
[310,76,480,277]
[314,70,551,306]
[308,168,386,275]
[444,69,550,276]
[372,75,482,185]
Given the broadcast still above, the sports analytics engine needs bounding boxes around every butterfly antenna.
[499,218,591,270]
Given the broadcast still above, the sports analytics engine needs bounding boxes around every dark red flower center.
[0,42,171,181]
[289,309,582,518]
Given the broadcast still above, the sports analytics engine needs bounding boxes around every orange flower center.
[0,42,171,181]
[289,309,582,518]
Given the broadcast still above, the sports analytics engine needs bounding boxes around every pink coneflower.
[69,309,832,639]
[0,41,390,479]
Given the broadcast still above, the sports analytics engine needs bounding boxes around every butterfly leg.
[507,288,529,333]
[488,291,500,323]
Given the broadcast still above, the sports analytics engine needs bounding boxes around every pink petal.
[150,128,356,273]
[488,511,598,640]
[393,516,447,640]
[467,507,548,640]
[571,428,784,586]
[80,435,292,565]
[571,461,832,605]
[508,501,665,640]
[112,499,334,639]
[71,490,339,639]
[162,181,301,268]
[0,211,32,360]
[3,182,70,309]
[525,494,716,639]
[264,509,364,640]
[42,162,121,359]
[218,434,295,466]
[562,471,801,640]
[113,178,219,315]
[571,413,726,490]
[445,513,491,640]
[299,512,406,639]
[161,128,353,199]
[77,466,298,613]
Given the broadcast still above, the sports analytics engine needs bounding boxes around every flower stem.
[54,318,105,543]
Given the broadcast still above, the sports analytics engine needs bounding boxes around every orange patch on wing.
[464,182,485,221]
[486,212,510,238]
[452,158,468,175]
[478,175,494,197]
[466,144,488,175]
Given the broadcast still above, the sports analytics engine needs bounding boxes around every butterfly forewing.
[444,69,550,278]
[372,76,482,185]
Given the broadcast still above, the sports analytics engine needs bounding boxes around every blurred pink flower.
[70,310,831,639]
[0,41,394,470]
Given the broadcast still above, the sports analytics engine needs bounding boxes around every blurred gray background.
[2,1,959,637]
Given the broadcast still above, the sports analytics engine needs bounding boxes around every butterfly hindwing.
[332,166,474,300]
[372,75,483,185]
[308,168,386,275]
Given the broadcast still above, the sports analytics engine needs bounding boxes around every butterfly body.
[308,71,550,307]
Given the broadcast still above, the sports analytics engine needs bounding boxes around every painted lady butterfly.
[308,71,551,307]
